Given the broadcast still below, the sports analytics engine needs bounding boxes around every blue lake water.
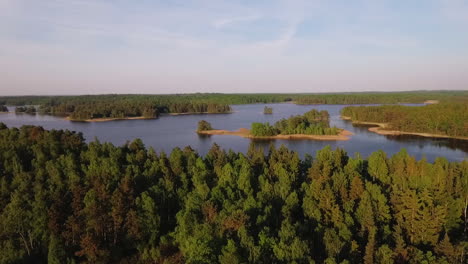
[1,103,466,162]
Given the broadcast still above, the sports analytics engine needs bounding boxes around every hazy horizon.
[1,0,468,95]
[1,89,467,97]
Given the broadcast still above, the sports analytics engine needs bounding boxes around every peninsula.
[341,103,468,140]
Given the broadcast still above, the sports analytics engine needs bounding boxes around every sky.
[1,0,468,95]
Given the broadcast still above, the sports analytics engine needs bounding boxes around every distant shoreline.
[341,116,468,140]
[65,116,156,122]
[166,111,233,116]
[65,111,233,122]
[197,128,353,141]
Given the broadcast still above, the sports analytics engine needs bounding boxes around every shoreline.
[341,116,468,140]
[65,111,233,122]
[65,116,156,122]
[166,111,233,116]
[197,128,353,141]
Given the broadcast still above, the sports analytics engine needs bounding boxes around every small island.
[197,109,353,141]
[0,105,8,113]
[197,120,213,132]
[263,106,273,114]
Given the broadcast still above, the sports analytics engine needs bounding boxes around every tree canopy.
[197,120,213,131]
[341,103,468,137]
[264,106,273,114]
[251,109,340,136]
[0,123,466,263]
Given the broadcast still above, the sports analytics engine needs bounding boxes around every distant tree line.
[0,91,466,107]
[251,109,340,136]
[341,103,468,137]
[0,124,466,263]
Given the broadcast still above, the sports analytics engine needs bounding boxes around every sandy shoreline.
[65,116,156,122]
[197,128,353,141]
[341,116,467,140]
[167,111,233,116]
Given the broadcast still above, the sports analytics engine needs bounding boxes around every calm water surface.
[1,104,466,162]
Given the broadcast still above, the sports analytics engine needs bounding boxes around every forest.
[251,109,340,137]
[0,91,466,121]
[37,100,231,121]
[341,103,468,137]
[0,90,467,107]
[0,124,466,263]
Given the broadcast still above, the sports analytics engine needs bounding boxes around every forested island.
[0,90,466,122]
[198,110,351,140]
[197,120,213,132]
[264,106,273,114]
[44,100,231,122]
[341,103,468,139]
[252,109,340,136]
[0,124,466,263]
[0,105,8,112]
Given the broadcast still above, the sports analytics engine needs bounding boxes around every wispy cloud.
[0,0,467,95]
[213,14,262,29]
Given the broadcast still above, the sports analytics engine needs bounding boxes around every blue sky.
[1,0,467,95]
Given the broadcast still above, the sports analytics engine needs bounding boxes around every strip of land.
[341,116,468,140]
[197,128,353,141]
[65,112,233,122]
[168,111,233,116]
[65,116,156,122]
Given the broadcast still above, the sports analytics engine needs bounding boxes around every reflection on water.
[0,103,466,162]
[350,123,468,153]
[384,134,468,153]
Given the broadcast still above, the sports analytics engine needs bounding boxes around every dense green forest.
[0,105,8,112]
[0,124,466,263]
[251,109,340,137]
[264,106,273,114]
[341,103,468,137]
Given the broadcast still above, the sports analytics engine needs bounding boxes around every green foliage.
[251,122,279,136]
[341,103,468,137]
[0,123,466,263]
[1,91,467,106]
[263,106,273,114]
[197,120,213,131]
[0,105,8,112]
[15,106,36,114]
[251,109,340,136]
[2,91,467,121]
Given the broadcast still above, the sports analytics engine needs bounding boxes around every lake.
[1,103,466,162]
